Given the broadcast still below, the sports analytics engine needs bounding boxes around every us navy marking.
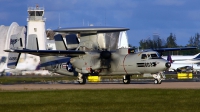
[137,62,157,67]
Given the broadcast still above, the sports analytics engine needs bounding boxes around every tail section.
[193,53,200,59]
[11,34,40,71]
[39,34,75,76]
[26,34,39,50]
[65,34,79,50]
[21,34,40,70]
[167,55,173,63]
[7,34,22,69]
[54,34,79,50]
[54,34,67,50]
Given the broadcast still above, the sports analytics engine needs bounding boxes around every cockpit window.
[141,54,147,59]
[151,54,158,58]
[149,53,161,59]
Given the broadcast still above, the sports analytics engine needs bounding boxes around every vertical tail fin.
[65,34,79,50]
[193,53,200,59]
[7,34,22,69]
[40,34,65,70]
[54,34,67,50]
[24,34,40,70]
[167,55,173,63]
[26,34,39,50]
[10,34,40,71]
[54,34,79,50]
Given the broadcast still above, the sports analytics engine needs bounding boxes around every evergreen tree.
[166,33,177,48]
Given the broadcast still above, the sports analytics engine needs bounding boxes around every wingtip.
[4,49,14,52]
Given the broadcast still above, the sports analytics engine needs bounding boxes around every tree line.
[130,33,200,55]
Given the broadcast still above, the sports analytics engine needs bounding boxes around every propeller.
[100,50,112,69]
[90,49,117,74]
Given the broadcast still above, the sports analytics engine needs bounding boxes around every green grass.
[0,89,200,112]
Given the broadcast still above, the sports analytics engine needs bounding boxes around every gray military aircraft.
[4,26,173,84]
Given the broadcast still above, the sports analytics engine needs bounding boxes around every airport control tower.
[27,5,47,50]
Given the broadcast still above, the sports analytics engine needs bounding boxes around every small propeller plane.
[4,26,196,84]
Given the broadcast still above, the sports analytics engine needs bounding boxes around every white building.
[0,22,26,72]
[0,5,48,74]
[27,5,47,50]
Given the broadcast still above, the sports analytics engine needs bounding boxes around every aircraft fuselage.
[70,50,170,76]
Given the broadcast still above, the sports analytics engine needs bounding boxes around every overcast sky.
[1,0,200,47]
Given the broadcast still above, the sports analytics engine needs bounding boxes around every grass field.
[0,89,200,112]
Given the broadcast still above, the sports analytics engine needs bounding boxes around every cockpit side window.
[141,54,147,59]
[151,54,158,58]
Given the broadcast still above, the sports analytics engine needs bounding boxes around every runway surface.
[1,82,200,91]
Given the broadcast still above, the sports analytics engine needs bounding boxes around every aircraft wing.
[4,49,86,57]
[169,63,194,72]
[151,47,197,52]
[128,47,197,53]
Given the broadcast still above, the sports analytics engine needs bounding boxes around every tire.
[123,79,130,84]
[126,80,130,84]
[123,75,130,84]
[78,76,86,84]
[154,79,158,84]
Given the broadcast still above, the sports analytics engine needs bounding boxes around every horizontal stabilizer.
[4,49,85,57]
[54,26,129,33]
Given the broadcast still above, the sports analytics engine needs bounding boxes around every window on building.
[34,28,37,32]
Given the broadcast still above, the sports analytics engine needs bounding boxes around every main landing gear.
[77,73,86,84]
[152,72,165,84]
[123,75,131,84]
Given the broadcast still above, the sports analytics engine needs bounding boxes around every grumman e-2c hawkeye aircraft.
[5,26,172,84]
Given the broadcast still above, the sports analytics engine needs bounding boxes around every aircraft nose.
[165,62,171,68]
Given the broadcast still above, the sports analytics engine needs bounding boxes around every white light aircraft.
[163,54,200,72]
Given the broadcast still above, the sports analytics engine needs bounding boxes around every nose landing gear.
[123,75,131,84]
[152,72,165,84]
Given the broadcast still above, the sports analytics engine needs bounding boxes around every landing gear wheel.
[123,79,130,84]
[154,79,158,84]
[123,75,131,84]
[78,76,86,84]
[158,80,162,84]
[77,73,86,84]
[153,72,165,84]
